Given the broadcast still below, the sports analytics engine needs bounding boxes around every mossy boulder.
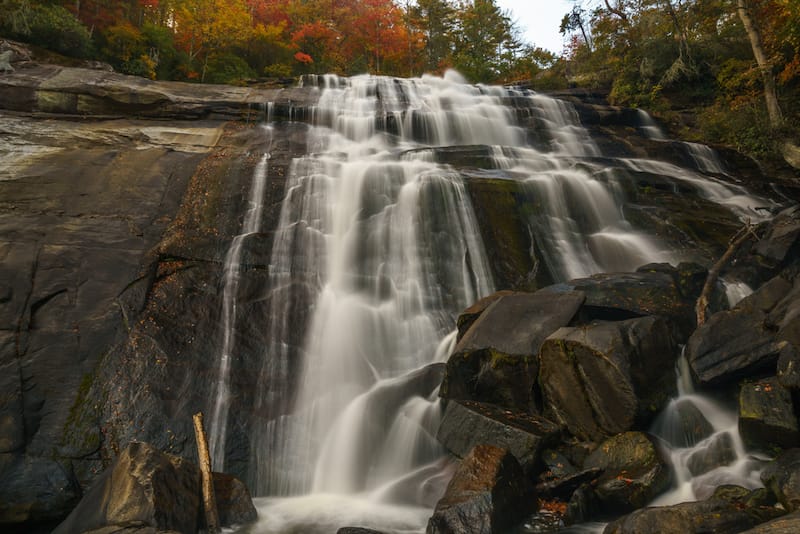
[583,431,671,513]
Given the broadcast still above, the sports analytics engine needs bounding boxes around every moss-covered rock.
[583,431,671,513]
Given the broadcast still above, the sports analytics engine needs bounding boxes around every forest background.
[1,0,798,167]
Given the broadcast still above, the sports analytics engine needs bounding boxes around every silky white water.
[650,352,764,506]
[221,74,777,533]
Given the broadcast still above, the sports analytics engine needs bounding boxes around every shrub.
[203,53,255,85]
[28,3,93,58]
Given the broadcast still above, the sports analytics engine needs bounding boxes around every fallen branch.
[695,220,759,327]
[193,412,220,534]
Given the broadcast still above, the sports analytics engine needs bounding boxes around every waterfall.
[235,74,773,533]
[650,352,764,505]
[209,116,274,470]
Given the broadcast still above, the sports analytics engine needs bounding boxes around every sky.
[496,0,579,54]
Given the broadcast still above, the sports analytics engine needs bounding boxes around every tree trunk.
[662,0,691,63]
[737,0,783,128]
[695,223,756,326]
[193,412,220,534]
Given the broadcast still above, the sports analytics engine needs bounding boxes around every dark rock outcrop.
[436,400,560,475]
[539,316,677,442]
[427,445,532,534]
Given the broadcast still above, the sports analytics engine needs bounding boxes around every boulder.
[53,441,256,533]
[338,528,387,534]
[739,378,800,453]
[441,291,584,413]
[687,276,794,386]
[427,445,532,534]
[583,432,671,513]
[213,472,258,526]
[53,442,200,534]
[603,485,782,534]
[761,448,800,512]
[436,400,560,475]
[538,316,677,442]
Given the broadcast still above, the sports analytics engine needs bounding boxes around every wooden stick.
[193,412,220,534]
[695,221,758,326]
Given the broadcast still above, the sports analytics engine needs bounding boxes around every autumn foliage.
[0,0,556,84]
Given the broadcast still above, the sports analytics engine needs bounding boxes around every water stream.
[210,117,274,470]
[213,75,775,532]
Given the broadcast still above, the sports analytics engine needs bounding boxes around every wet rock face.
[0,114,224,526]
[427,445,532,534]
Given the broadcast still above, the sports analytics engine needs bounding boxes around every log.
[193,412,220,534]
[695,221,757,326]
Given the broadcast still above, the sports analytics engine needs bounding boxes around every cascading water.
[650,352,764,506]
[233,75,774,533]
[209,116,274,470]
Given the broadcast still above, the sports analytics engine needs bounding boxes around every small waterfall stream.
[220,76,777,533]
[210,117,274,470]
[650,350,764,506]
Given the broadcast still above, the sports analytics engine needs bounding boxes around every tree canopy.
[1,0,797,164]
[0,0,554,84]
